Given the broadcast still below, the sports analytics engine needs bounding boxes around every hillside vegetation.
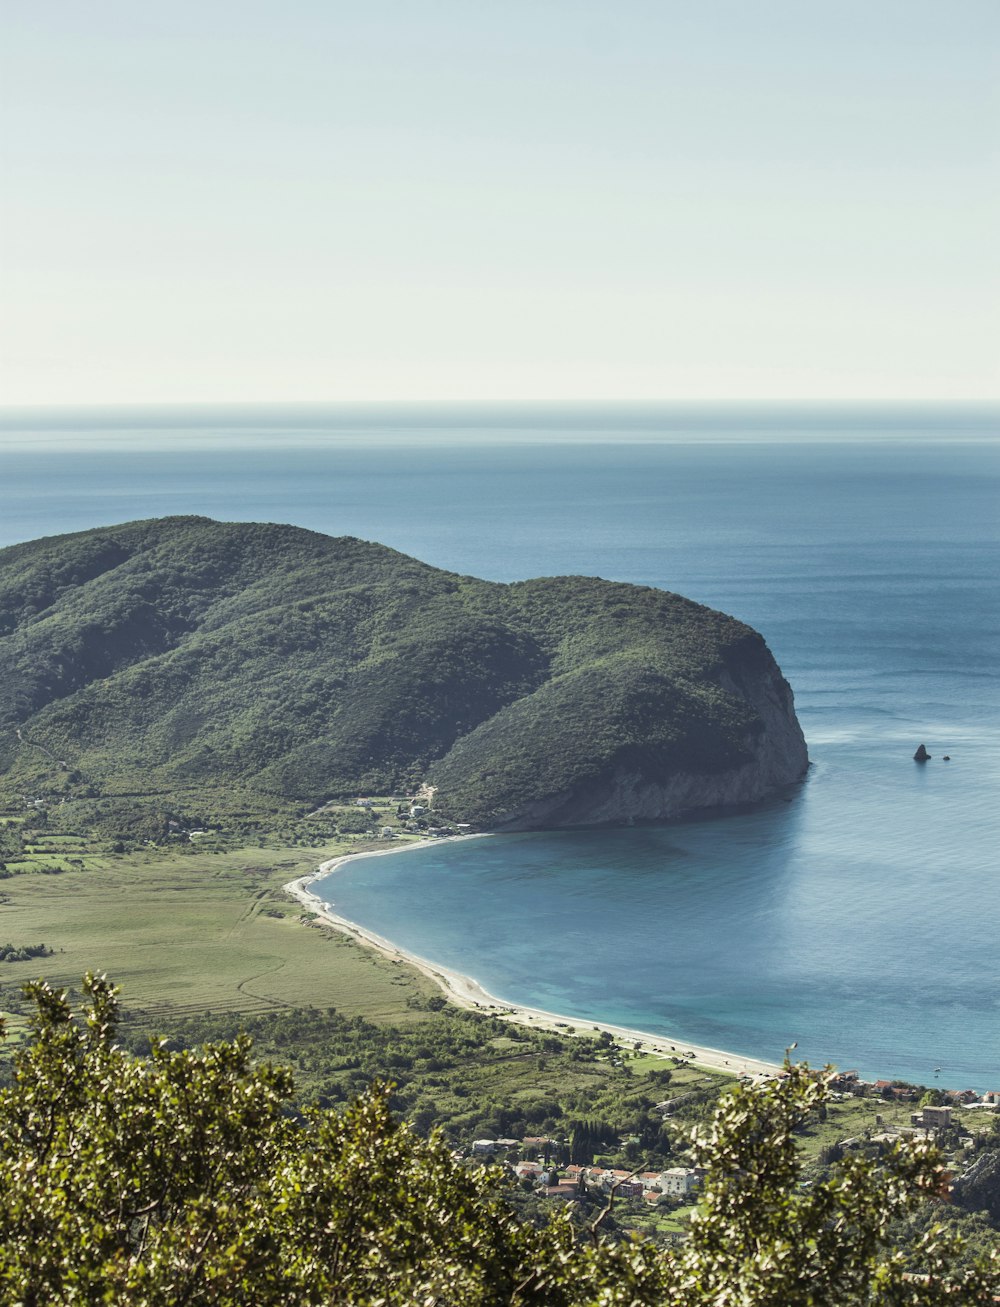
[0,517,806,827]
[2,976,996,1304]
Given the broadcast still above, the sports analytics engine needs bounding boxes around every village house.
[827,1070,862,1095]
[585,1168,648,1196]
[513,1162,544,1181]
[914,1105,953,1131]
[521,1135,556,1157]
[602,1168,634,1185]
[944,1089,979,1106]
[873,1129,927,1146]
[658,1167,700,1197]
[874,1081,918,1102]
[561,1164,699,1202]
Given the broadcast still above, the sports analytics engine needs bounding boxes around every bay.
[2,406,998,1085]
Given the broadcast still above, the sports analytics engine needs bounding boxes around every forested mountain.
[0,517,807,827]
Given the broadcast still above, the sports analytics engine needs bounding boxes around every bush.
[0,942,51,964]
[0,976,996,1304]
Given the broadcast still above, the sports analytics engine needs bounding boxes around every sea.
[1,404,998,1087]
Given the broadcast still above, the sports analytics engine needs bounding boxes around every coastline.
[284,837,783,1079]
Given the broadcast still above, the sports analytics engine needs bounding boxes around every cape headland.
[0,516,807,829]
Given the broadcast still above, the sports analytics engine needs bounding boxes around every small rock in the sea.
[913,743,931,762]
[943,755,950,761]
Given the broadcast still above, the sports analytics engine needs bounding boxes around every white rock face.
[496,642,809,830]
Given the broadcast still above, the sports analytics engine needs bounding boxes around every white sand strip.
[285,837,783,1078]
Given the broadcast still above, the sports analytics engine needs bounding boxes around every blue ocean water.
[2,407,998,1085]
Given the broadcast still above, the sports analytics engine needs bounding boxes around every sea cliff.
[457,633,808,829]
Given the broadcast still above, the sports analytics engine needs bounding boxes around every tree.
[0,823,22,860]
[0,975,543,1304]
[666,1064,998,1304]
[335,808,375,835]
[0,976,997,1305]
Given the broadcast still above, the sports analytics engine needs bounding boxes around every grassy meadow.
[2,812,995,1188]
[0,828,440,1036]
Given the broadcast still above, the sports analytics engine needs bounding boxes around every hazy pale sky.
[2,0,998,405]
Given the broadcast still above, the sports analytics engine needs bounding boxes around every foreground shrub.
[0,975,996,1304]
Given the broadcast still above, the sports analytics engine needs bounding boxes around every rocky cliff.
[487,636,808,829]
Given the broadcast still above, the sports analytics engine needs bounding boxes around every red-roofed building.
[875,1081,917,1101]
[514,1162,544,1181]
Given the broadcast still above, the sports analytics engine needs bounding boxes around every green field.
[0,835,440,1032]
[0,817,733,1170]
[2,817,995,1182]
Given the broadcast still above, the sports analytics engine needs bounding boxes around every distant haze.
[2,1,998,405]
[0,403,997,453]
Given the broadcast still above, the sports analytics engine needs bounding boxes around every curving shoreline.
[284,837,783,1078]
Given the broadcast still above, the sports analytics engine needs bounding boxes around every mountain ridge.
[0,517,808,827]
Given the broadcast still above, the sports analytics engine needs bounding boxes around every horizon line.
[2,398,998,413]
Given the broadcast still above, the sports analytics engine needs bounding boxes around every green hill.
[0,517,807,827]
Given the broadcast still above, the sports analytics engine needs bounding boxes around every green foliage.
[334,807,376,835]
[117,1004,680,1162]
[890,1204,1000,1275]
[0,976,536,1303]
[569,1117,620,1165]
[1,977,997,1304]
[670,1065,998,1303]
[0,517,801,827]
[0,821,24,860]
[0,943,50,964]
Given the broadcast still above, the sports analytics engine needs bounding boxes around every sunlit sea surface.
[2,406,998,1085]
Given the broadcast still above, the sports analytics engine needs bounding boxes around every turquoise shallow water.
[320,732,999,1087]
[2,408,998,1085]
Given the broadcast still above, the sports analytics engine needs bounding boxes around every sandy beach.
[284,838,783,1078]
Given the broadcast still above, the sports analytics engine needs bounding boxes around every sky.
[1,0,998,406]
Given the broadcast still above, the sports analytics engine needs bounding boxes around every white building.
[658,1167,699,1197]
